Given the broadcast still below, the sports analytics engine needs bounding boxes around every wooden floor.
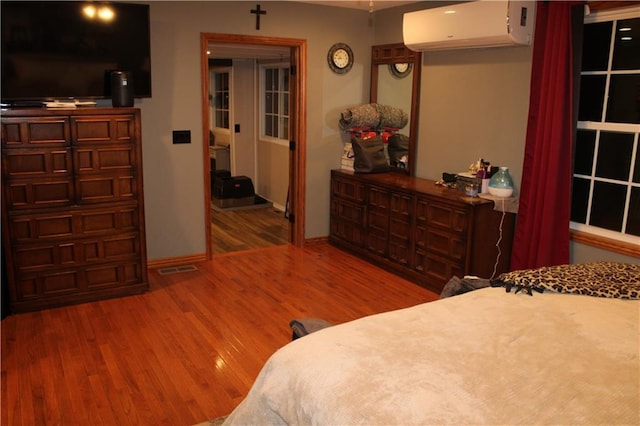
[1,244,439,425]
[210,203,289,254]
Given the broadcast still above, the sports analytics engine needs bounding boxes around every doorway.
[200,33,306,259]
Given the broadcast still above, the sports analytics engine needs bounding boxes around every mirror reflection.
[376,63,414,135]
[370,43,421,176]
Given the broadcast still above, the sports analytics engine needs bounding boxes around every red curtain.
[510,1,583,270]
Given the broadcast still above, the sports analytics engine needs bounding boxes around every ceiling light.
[97,6,114,21]
[620,36,632,41]
[444,10,456,15]
[82,3,115,22]
[618,27,632,32]
[83,5,96,19]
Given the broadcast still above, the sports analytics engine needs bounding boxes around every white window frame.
[259,62,290,147]
[571,7,640,249]
[212,68,231,131]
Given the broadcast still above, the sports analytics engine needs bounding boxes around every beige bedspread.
[224,288,640,425]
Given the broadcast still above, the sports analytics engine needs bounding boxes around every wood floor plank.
[1,244,439,425]
[210,206,289,254]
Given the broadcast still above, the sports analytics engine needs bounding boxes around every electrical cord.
[490,197,506,280]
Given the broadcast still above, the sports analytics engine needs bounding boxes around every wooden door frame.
[200,33,306,259]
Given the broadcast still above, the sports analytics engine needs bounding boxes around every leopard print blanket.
[492,261,640,299]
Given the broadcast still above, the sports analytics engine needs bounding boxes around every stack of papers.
[43,100,97,108]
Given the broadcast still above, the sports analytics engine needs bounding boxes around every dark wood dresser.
[1,107,148,313]
[329,169,516,293]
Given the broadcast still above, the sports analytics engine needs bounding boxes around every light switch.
[173,130,191,144]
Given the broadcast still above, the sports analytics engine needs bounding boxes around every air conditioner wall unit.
[403,1,536,52]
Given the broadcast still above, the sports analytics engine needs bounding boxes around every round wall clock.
[389,62,413,78]
[327,43,354,74]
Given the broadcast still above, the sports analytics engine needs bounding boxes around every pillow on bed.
[492,261,640,299]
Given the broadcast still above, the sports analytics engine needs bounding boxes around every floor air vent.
[157,265,198,275]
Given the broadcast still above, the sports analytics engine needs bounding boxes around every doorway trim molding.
[200,33,307,259]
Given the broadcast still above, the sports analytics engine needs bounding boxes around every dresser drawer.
[13,232,142,274]
[14,260,145,302]
[2,117,70,148]
[3,177,74,209]
[330,199,365,247]
[415,226,466,261]
[76,173,137,204]
[74,144,136,174]
[413,251,465,286]
[331,198,364,223]
[331,174,366,203]
[71,115,136,145]
[416,197,468,234]
[2,148,72,179]
[8,205,140,243]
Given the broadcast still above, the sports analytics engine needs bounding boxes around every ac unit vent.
[403,1,536,52]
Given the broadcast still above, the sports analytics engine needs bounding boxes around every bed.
[223,262,640,425]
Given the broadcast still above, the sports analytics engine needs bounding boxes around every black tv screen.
[1,1,151,103]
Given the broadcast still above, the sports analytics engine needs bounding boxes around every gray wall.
[139,1,372,260]
[374,2,638,265]
[138,1,635,265]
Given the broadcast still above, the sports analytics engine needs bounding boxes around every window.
[261,65,290,141]
[213,71,230,129]
[572,11,640,248]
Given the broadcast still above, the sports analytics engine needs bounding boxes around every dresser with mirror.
[330,43,515,293]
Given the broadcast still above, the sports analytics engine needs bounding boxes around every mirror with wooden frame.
[370,43,422,175]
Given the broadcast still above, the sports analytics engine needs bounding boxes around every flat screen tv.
[1,1,151,105]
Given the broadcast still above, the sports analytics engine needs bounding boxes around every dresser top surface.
[332,169,493,206]
[1,107,139,117]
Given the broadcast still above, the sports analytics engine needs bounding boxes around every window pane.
[571,177,590,224]
[605,74,640,124]
[575,130,596,175]
[221,73,229,90]
[265,93,273,114]
[582,21,612,71]
[590,181,627,232]
[222,93,229,109]
[579,75,606,121]
[265,114,273,136]
[281,117,289,140]
[265,69,273,90]
[634,147,640,184]
[222,112,229,129]
[262,66,290,141]
[595,132,634,181]
[612,18,640,70]
[627,187,640,236]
